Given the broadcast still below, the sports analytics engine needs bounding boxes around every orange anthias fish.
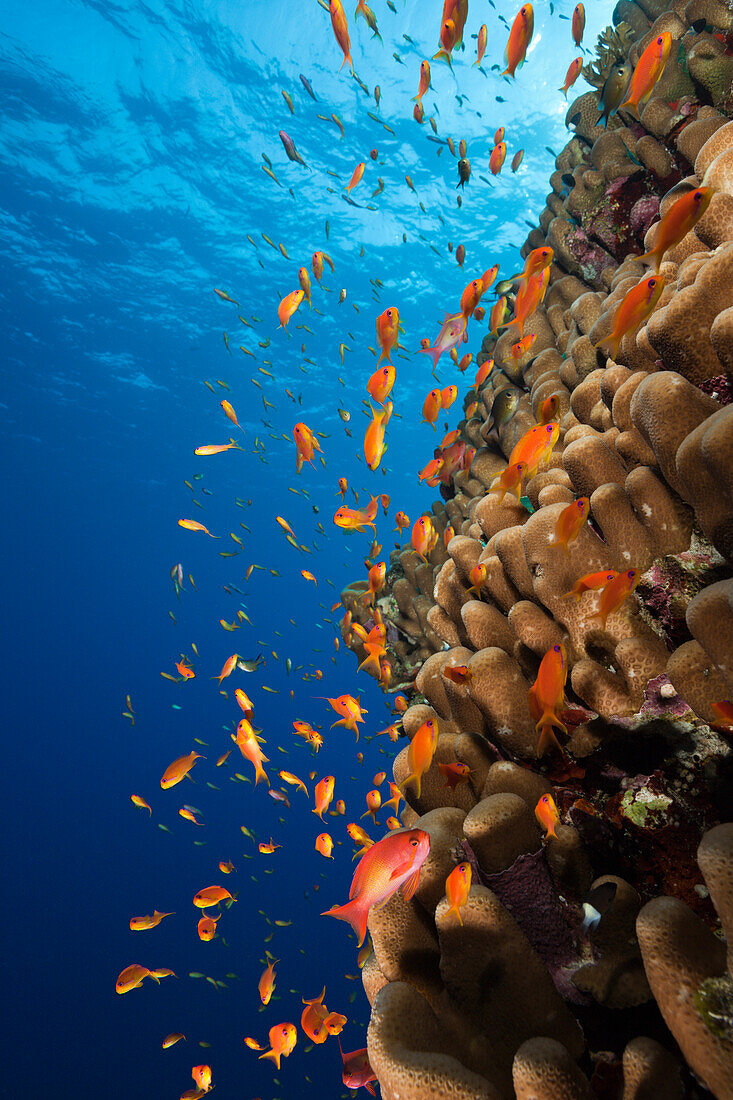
[594,275,666,359]
[466,563,487,597]
[592,568,641,628]
[258,954,278,1005]
[316,832,334,858]
[235,688,254,718]
[563,570,618,601]
[511,333,537,359]
[116,964,155,994]
[298,266,312,307]
[327,694,367,736]
[329,0,353,73]
[475,22,488,66]
[535,793,561,839]
[572,2,585,46]
[528,643,568,756]
[345,161,365,193]
[259,1022,297,1069]
[191,1065,212,1092]
[364,401,392,470]
[489,297,508,336]
[419,455,444,485]
[502,268,548,339]
[216,653,238,683]
[413,59,432,102]
[538,395,559,425]
[441,384,458,410]
[376,307,400,363]
[442,664,472,686]
[438,761,471,789]
[301,988,330,1044]
[339,1042,378,1096]
[175,660,195,680]
[418,311,467,367]
[639,187,714,273]
[178,519,217,537]
[620,32,672,117]
[503,3,534,77]
[422,389,442,428]
[520,246,554,284]
[131,794,152,814]
[194,443,238,456]
[361,789,381,822]
[129,910,174,931]
[197,914,219,941]
[277,289,304,328]
[193,885,234,908]
[489,142,507,175]
[394,510,410,534]
[561,56,583,97]
[508,422,560,477]
[411,514,435,559]
[333,495,379,534]
[401,718,439,799]
[160,751,203,790]
[367,363,396,405]
[460,278,483,319]
[312,251,325,283]
[711,701,733,728]
[490,461,527,504]
[445,862,472,924]
[322,828,431,946]
[235,718,269,786]
[550,497,590,553]
[366,561,386,605]
[313,775,336,818]
[293,422,323,472]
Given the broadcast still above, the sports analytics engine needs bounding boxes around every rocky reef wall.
[340,0,733,1095]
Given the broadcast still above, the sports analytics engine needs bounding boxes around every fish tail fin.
[321,897,369,946]
[619,98,637,118]
[401,771,422,799]
[536,713,567,757]
[254,764,270,786]
[259,1049,282,1069]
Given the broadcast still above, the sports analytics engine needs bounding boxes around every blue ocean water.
[2,1,610,1096]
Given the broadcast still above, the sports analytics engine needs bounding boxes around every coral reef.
[343,4,733,1096]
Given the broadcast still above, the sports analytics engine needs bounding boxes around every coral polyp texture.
[341,3,733,1096]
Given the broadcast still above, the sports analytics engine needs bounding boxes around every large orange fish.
[501,267,549,338]
[489,297,508,336]
[560,56,583,97]
[345,161,365,193]
[508,422,559,477]
[413,60,432,102]
[329,0,353,72]
[445,862,472,923]
[528,643,568,756]
[422,389,442,428]
[376,307,400,363]
[535,793,560,839]
[116,964,155,994]
[592,568,641,628]
[549,497,589,553]
[277,289,304,328]
[193,885,235,908]
[258,954,277,1005]
[327,694,367,736]
[475,23,488,66]
[490,461,527,503]
[563,569,618,601]
[258,1022,297,1069]
[571,2,585,46]
[338,1042,378,1095]
[298,266,312,307]
[367,363,395,405]
[364,401,392,471]
[460,278,483,318]
[235,718,269,785]
[313,775,336,818]
[411,514,435,559]
[594,275,665,359]
[293,422,323,472]
[129,910,174,931]
[322,828,431,945]
[401,718,439,799]
[333,495,379,533]
[620,33,672,117]
[489,142,507,175]
[503,4,534,77]
[160,751,203,790]
[639,187,714,273]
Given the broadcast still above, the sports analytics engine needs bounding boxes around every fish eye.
[657,35,663,43]
[410,837,419,846]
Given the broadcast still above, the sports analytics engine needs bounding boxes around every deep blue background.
[2,0,610,1095]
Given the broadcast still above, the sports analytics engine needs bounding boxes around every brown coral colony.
[340,2,733,1096]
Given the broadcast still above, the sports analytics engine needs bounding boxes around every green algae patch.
[620,787,672,828]
[695,975,733,1043]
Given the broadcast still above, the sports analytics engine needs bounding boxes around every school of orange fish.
[117,3,725,1097]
